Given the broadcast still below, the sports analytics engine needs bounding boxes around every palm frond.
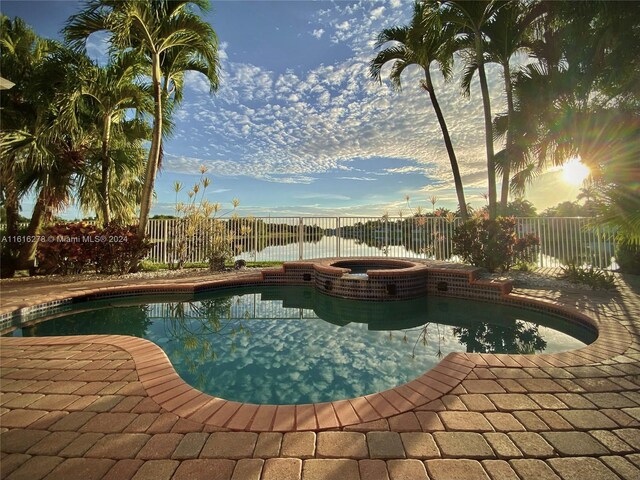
[375,26,409,49]
[369,45,410,83]
[460,58,478,97]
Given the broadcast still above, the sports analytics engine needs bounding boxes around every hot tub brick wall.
[261,265,316,286]
[314,270,428,301]
[426,271,504,302]
[261,260,507,302]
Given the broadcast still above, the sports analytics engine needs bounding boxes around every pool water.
[9,286,596,404]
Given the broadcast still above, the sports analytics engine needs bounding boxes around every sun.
[562,157,590,185]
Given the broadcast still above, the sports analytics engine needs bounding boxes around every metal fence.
[2,217,617,269]
[143,216,617,269]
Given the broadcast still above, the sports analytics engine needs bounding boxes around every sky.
[2,0,583,219]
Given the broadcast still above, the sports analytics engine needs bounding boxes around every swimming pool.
[8,285,596,405]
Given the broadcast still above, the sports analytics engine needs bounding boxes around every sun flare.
[562,158,590,185]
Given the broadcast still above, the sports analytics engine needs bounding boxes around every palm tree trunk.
[1,174,20,277]
[4,175,20,239]
[424,70,468,220]
[476,38,497,219]
[500,62,515,214]
[16,189,47,270]
[100,115,112,226]
[137,53,163,240]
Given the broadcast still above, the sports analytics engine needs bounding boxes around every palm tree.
[1,45,94,269]
[498,1,640,243]
[64,0,220,240]
[66,52,150,225]
[370,1,468,220]
[425,0,506,219]
[0,16,53,270]
[76,120,148,224]
[459,2,533,214]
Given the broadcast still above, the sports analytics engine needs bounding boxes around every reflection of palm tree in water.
[161,297,256,391]
[386,323,446,360]
[453,321,546,354]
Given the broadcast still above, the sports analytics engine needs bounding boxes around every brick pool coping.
[0,260,634,434]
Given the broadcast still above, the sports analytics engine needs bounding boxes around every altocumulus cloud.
[170,0,507,200]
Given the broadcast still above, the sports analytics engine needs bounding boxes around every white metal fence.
[143,216,617,269]
[2,217,617,269]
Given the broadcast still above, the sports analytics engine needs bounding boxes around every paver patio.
[1,268,639,479]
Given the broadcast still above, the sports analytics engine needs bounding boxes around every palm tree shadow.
[510,270,639,356]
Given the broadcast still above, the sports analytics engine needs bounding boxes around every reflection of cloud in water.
[148,314,449,404]
[138,288,590,405]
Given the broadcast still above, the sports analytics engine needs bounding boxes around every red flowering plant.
[36,222,152,275]
[453,215,540,272]
[94,223,152,274]
[36,222,100,274]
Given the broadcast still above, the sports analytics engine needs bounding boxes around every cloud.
[294,193,351,201]
[85,31,110,64]
[184,71,211,94]
[218,41,229,61]
[370,6,385,20]
[163,2,509,210]
[385,166,425,174]
[337,176,378,182]
[311,28,324,39]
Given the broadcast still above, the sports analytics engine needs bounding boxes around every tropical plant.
[559,261,616,290]
[0,41,95,272]
[370,1,468,219]
[35,222,98,275]
[94,223,153,274]
[425,0,507,219]
[64,0,221,240]
[0,15,54,274]
[495,1,640,244]
[64,52,151,225]
[75,127,147,225]
[36,221,152,275]
[452,214,540,272]
[503,198,537,217]
[459,1,534,213]
[169,168,245,272]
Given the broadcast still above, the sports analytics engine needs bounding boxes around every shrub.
[615,240,640,274]
[94,224,153,274]
[452,216,540,272]
[36,222,152,275]
[168,167,248,272]
[36,222,100,274]
[559,261,616,290]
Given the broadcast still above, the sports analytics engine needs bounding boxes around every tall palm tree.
[425,0,506,219]
[64,0,220,240]
[0,15,53,263]
[66,52,150,225]
[371,2,468,219]
[498,1,640,243]
[1,45,93,269]
[459,2,533,214]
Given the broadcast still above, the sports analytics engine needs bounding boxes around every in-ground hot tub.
[313,258,429,300]
[330,259,413,275]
